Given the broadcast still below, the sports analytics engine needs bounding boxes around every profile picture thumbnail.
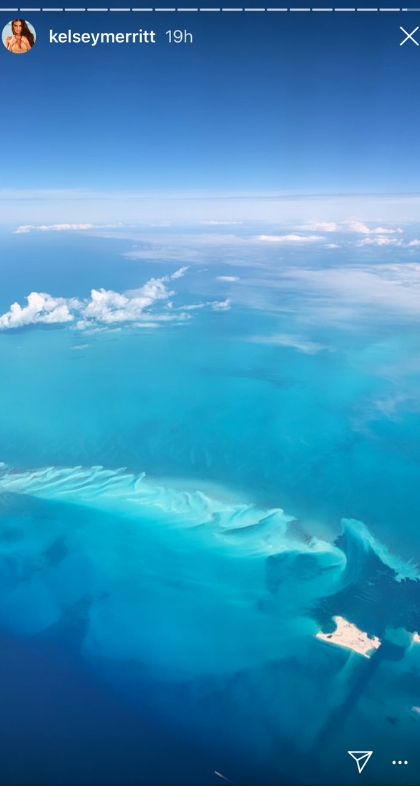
[2,19,36,53]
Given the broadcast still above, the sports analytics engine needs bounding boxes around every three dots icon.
[392,761,408,765]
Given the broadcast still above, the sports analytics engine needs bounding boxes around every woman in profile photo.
[4,19,35,53]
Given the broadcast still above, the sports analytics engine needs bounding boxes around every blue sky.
[1,4,419,333]
[1,5,420,207]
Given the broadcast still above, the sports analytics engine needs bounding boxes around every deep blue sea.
[0,228,419,785]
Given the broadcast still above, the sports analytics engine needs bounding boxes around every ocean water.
[0,230,420,785]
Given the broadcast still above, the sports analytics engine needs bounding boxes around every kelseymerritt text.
[49,29,156,45]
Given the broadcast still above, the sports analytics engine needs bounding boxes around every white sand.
[316,615,381,658]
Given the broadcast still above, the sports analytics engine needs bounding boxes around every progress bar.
[0,4,417,8]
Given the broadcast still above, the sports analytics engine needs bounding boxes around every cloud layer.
[248,333,329,354]
[239,262,420,325]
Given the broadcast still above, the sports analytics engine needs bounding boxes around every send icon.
[348,752,373,774]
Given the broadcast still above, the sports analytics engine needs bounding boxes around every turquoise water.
[0,231,420,784]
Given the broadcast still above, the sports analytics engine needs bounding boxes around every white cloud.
[408,239,420,247]
[14,226,34,234]
[14,223,95,234]
[124,266,188,298]
[216,276,240,282]
[277,263,420,320]
[248,333,328,354]
[201,221,242,226]
[258,234,324,244]
[174,298,231,312]
[169,266,189,279]
[300,222,339,232]
[346,221,403,235]
[325,243,340,249]
[174,303,205,311]
[0,292,80,329]
[0,267,225,332]
[357,236,403,247]
[211,299,231,311]
[79,284,169,327]
[14,222,126,234]
[292,220,405,238]
[232,261,420,327]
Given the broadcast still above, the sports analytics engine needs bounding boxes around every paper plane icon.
[348,751,373,773]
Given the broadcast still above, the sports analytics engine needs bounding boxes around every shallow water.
[0,232,419,784]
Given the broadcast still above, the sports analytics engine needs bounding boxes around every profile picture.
[2,19,36,53]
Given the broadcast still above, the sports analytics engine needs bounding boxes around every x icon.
[400,26,419,46]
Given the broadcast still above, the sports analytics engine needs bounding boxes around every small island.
[316,615,381,658]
